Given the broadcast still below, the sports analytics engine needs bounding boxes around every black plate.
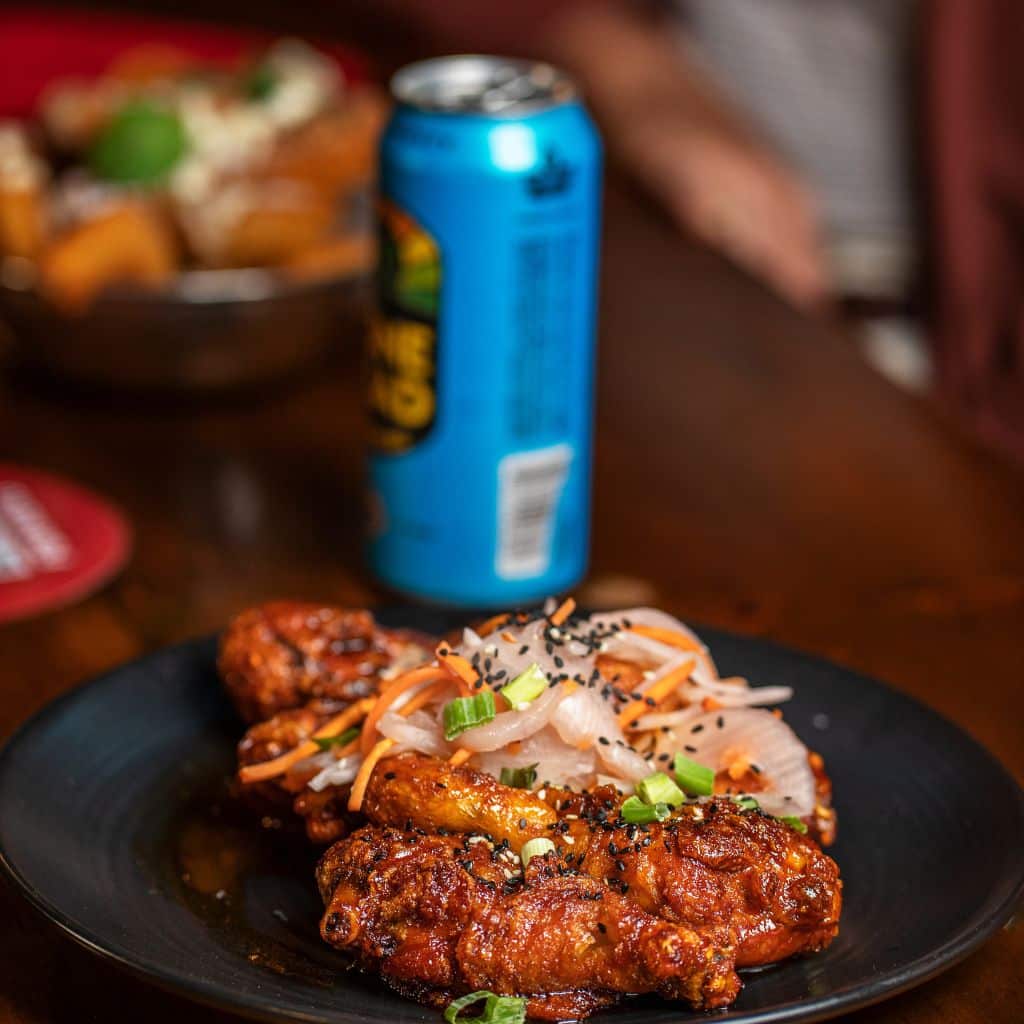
[1,611,1022,1024]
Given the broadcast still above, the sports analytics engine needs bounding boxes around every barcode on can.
[496,443,573,579]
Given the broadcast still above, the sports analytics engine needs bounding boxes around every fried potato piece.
[262,91,387,199]
[215,191,334,268]
[0,187,47,259]
[281,233,375,282]
[37,203,177,310]
[317,825,741,1019]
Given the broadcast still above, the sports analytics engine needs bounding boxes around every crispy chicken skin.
[317,825,741,1020]
[219,602,430,723]
[360,755,841,970]
[362,753,558,852]
[234,698,355,841]
[221,604,842,1016]
[578,790,841,966]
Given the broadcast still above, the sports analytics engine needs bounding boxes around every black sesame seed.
[384,771,397,780]
[598,736,610,746]
[716,715,725,729]
[690,724,704,734]
[519,645,530,655]
[684,744,698,753]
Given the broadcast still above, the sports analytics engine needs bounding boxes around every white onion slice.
[289,750,336,775]
[628,706,705,732]
[378,709,450,758]
[308,754,361,792]
[689,679,794,706]
[476,728,596,790]
[597,739,651,783]
[456,684,563,752]
[594,607,719,684]
[551,686,620,750]
[679,707,816,817]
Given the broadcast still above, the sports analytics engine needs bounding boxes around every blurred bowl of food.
[0,21,384,391]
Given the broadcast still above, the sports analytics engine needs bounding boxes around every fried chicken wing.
[360,755,841,969]
[317,825,741,1020]
[361,752,557,851]
[234,698,356,842]
[576,789,841,965]
[219,602,431,723]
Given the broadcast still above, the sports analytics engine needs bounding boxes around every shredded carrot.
[549,597,576,626]
[475,613,510,637]
[360,666,448,756]
[626,625,702,652]
[448,748,472,767]
[239,697,375,784]
[701,695,722,712]
[561,679,580,695]
[436,645,480,693]
[617,658,696,729]
[500,631,517,643]
[507,741,522,755]
[348,738,395,811]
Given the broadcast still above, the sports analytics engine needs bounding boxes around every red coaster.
[0,465,131,622]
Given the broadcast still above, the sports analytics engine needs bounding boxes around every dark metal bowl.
[0,262,371,393]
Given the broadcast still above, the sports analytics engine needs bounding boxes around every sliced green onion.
[520,837,556,868]
[636,770,686,808]
[732,794,761,813]
[443,691,496,741]
[779,815,808,834]
[673,753,714,796]
[620,795,671,824]
[444,990,527,1024]
[244,63,278,101]
[313,726,360,751]
[500,663,547,707]
[500,764,538,790]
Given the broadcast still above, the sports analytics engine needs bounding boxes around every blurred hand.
[621,115,831,310]
[545,4,832,311]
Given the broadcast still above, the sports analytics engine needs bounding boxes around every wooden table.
[1,182,1022,1023]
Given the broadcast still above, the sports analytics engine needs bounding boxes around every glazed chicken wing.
[361,751,558,851]
[576,788,841,965]
[219,601,431,723]
[360,754,841,968]
[316,825,741,1020]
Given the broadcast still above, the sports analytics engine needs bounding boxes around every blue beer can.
[367,55,602,607]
